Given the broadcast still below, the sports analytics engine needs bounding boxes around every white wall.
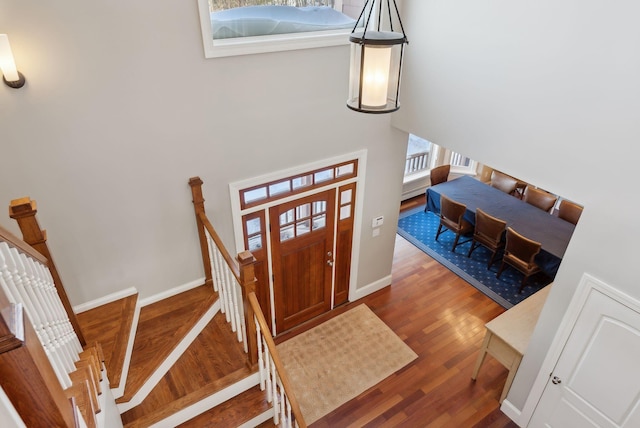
[0,1,408,304]
[394,0,640,413]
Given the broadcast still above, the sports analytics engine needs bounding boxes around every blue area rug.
[397,207,552,309]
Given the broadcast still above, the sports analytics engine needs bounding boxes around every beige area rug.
[276,304,418,424]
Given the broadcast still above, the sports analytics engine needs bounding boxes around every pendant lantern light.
[347,0,408,114]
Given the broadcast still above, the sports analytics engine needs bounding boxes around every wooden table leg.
[500,354,523,403]
[471,330,492,380]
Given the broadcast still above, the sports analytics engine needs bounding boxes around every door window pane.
[336,163,354,176]
[280,225,294,241]
[313,214,326,230]
[269,180,291,196]
[340,204,351,220]
[296,203,311,219]
[313,201,327,215]
[244,187,267,204]
[280,209,294,226]
[248,235,262,251]
[297,219,311,235]
[245,217,262,235]
[340,189,352,204]
[292,174,313,190]
[314,168,334,183]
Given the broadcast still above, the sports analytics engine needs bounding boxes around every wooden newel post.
[9,197,86,347]
[238,250,258,368]
[189,177,213,288]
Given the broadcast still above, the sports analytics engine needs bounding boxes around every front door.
[269,189,336,332]
[529,288,640,427]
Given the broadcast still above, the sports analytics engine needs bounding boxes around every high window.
[198,0,367,58]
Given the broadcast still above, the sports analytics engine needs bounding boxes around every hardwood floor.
[259,195,518,427]
[83,194,519,427]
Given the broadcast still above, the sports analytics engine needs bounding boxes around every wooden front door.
[270,189,335,333]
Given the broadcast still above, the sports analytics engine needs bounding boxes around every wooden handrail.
[8,197,86,346]
[199,212,240,279]
[0,224,48,265]
[248,292,307,428]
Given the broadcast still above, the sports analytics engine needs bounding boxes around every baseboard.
[500,398,524,427]
[139,277,206,307]
[111,301,141,400]
[349,275,392,302]
[73,287,138,314]
[150,372,261,428]
[117,299,221,413]
[73,277,207,313]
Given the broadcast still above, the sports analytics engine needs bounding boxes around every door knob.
[327,260,334,266]
[552,376,562,385]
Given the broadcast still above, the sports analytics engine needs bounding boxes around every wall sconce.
[0,34,26,89]
[347,0,408,114]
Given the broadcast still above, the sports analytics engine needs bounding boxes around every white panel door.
[529,288,640,427]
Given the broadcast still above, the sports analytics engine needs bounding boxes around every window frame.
[197,0,357,58]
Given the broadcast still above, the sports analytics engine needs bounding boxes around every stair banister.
[248,292,307,428]
[0,224,76,427]
[9,197,86,347]
[189,176,259,364]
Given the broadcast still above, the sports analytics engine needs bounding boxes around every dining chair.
[497,227,542,292]
[430,164,451,187]
[436,194,473,252]
[558,199,583,225]
[490,171,518,196]
[467,208,507,268]
[523,186,558,213]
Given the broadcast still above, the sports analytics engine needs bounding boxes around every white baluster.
[270,352,280,425]
[230,277,242,341]
[206,232,220,294]
[224,267,237,332]
[0,244,71,388]
[19,252,78,381]
[255,316,266,391]
[14,251,75,375]
[212,244,230,320]
[264,340,273,403]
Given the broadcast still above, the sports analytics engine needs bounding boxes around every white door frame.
[513,272,640,426]
[229,150,367,332]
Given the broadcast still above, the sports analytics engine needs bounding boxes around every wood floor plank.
[76,293,138,388]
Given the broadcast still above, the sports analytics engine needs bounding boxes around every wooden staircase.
[2,180,305,428]
[76,285,270,427]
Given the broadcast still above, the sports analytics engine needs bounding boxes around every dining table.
[425,175,575,277]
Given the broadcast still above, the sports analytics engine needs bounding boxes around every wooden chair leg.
[487,250,497,268]
[452,233,461,252]
[518,274,530,293]
[496,261,506,278]
[435,224,444,241]
[467,241,477,258]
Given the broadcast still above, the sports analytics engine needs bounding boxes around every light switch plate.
[372,216,384,228]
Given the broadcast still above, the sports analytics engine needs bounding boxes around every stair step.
[177,384,273,428]
[120,310,254,427]
[116,285,216,404]
[77,292,138,388]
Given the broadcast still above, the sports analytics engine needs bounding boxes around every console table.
[471,285,551,402]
